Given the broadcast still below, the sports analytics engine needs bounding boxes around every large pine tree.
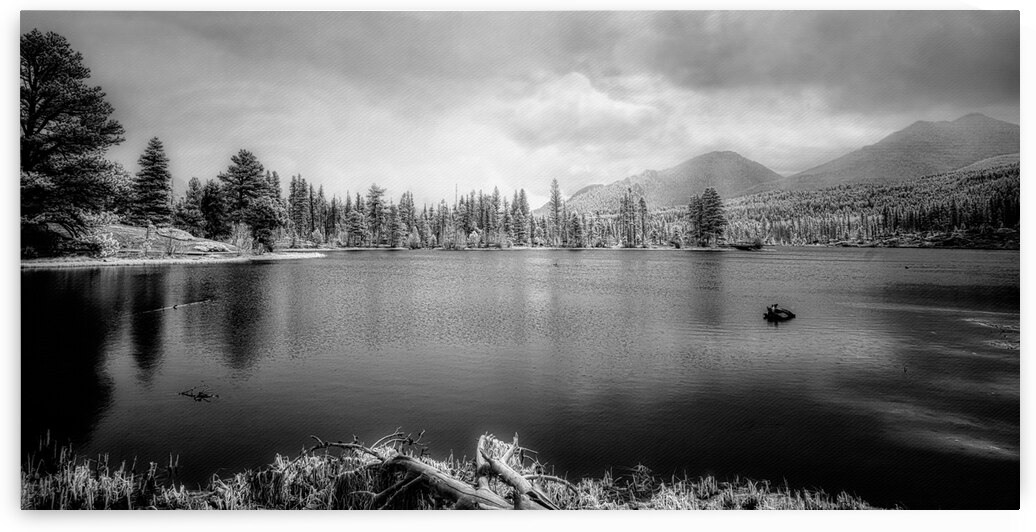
[366,183,386,245]
[217,149,266,224]
[20,29,128,248]
[548,178,563,246]
[688,187,727,246]
[132,137,173,225]
[700,187,727,245]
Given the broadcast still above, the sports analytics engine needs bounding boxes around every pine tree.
[571,212,584,248]
[388,203,404,247]
[308,183,316,237]
[366,184,386,245]
[502,198,513,243]
[420,215,432,247]
[172,177,204,235]
[266,171,282,199]
[638,196,649,247]
[700,187,727,245]
[217,149,266,224]
[513,209,527,246]
[327,196,338,243]
[200,179,230,240]
[347,209,366,247]
[21,29,128,246]
[548,178,563,246]
[314,185,328,243]
[288,175,309,239]
[244,195,287,252]
[132,137,173,226]
[688,195,704,246]
[518,189,530,218]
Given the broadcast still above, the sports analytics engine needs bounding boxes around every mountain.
[568,184,603,201]
[537,151,783,215]
[783,113,1019,190]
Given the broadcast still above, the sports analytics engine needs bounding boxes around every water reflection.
[128,269,168,384]
[219,266,276,372]
[691,252,727,329]
[20,248,1019,509]
[22,270,116,450]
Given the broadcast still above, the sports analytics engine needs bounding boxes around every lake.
[21,247,1019,509]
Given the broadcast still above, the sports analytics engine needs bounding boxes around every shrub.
[87,232,120,258]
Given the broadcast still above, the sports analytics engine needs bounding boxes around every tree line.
[722,163,1020,245]
[21,28,1019,257]
[18,27,748,257]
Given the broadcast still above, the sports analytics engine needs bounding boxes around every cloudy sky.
[21,10,1019,207]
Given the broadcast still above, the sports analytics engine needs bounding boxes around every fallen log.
[305,432,563,510]
[478,434,558,509]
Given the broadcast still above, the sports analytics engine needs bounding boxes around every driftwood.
[305,431,568,510]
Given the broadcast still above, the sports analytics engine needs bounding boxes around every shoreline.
[22,434,876,510]
[20,252,327,270]
[21,241,1017,269]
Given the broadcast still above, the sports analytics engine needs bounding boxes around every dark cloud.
[27,11,1016,118]
[18,10,1019,204]
[625,11,1019,114]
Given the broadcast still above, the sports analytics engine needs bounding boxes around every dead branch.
[371,429,405,449]
[524,474,580,494]
[300,431,564,510]
[305,435,383,461]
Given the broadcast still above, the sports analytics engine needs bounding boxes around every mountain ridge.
[781,113,1019,190]
[535,150,784,215]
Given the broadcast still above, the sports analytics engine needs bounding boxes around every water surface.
[21,247,1019,508]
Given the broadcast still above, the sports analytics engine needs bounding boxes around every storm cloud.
[623,11,1019,112]
[20,11,1019,205]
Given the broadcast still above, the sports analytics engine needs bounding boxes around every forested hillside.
[783,114,1019,190]
[723,163,1019,247]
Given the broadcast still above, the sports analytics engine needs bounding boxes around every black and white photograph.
[13,3,1024,518]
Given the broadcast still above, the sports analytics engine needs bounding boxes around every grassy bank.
[22,434,875,510]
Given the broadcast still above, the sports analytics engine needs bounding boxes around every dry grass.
[22,433,875,510]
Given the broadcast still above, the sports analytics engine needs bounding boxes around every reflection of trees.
[691,253,726,329]
[220,266,275,371]
[128,268,169,384]
[507,256,531,347]
[22,270,115,452]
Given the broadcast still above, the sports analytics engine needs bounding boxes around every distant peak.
[953,113,1011,126]
[902,119,934,130]
[682,150,747,164]
[955,112,991,122]
[700,150,741,158]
